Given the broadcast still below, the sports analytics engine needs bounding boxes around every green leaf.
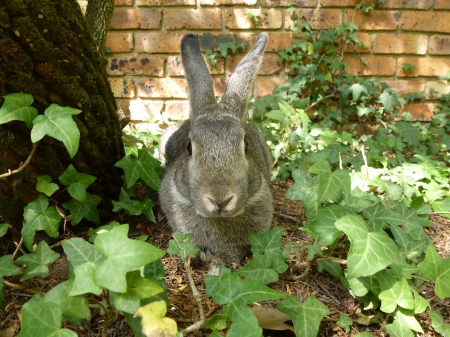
[337,314,353,333]
[59,165,96,202]
[203,314,228,330]
[136,301,178,337]
[428,310,450,336]
[22,195,61,251]
[62,237,105,278]
[16,241,59,282]
[277,295,330,337]
[44,279,91,320]
[144,259,167,291]
[378,90,399,113]
[350,83,367,102]
[62,193,101,225]
[385,311,414,337]
[142,198,156,223]
[167,232,201,261]
[0,254,23,308]
[69,262,102,296]
[18,295,77,337]
[227,321,262,337]
[304,204,349,246]
[431,198,450,220]
[285,169,318,219]
[31,104,82,158]
[36,175,59,197]
[111,271,164,314]
[335,215,398,279]
[0,93,38,128]
[249,226,285,256]
[0,223,8,238]
[238,254,280,285]
[417,245,450,299]
[112,188,144,215]
[376,271,414,313]
[94,224,165,293]
[115,149,161,191]
[402,62,416,71]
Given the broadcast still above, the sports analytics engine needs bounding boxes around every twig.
[0,142,39,179]
[315,257,348,265]
[12,237,24,260]
[181,256,206,334]
[429,211,450,215]
[274,212,300,223]
[3,280,44,295]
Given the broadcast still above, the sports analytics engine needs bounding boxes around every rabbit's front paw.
[208,252,242,275]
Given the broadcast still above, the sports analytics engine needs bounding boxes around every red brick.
[402,12,450,33]
[166,9,222,30]
[165,101,189,120]
[198,33,254,51]
[129,99,164,121]
[114,0,133,5]
[286,9,342,30]
[135,33,183,53]
[138,78,187,98]
[320,0,359,6]
[137,0,194,5]
[261,0,316,7]
[424,81,450,99]
[213,78,227,96]
[342,32,371,53]
[344,10,399,30]
[201,0,256,4]
[227,54,281,75]
[265,32,294,52]
[105,33,133,53]
[321,0,432,8]
[109,78,136,98]
[344,56,396,76]
[401,103,435,121]
[383,80,425,94]
[226,9,282,30]
[167,55,224,76]
[109,9,162,30]
[435,0,450,10]
[256,77,286,97]
[372,34,427,55]
[429,36,450,55]
[107,56,164,77]
[397,58,450,77]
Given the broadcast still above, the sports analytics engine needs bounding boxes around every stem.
[0,142,39,178]
[273,212,299,223]
[181,256,206,335]
[3,280,45,295]
[315,257,347,265]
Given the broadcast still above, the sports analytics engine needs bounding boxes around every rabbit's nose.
[207,195,236,213]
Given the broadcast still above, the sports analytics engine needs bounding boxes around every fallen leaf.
[250,306,294,332]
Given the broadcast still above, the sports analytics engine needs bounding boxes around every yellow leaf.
[136,300,178,337]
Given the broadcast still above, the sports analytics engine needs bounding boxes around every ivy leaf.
[16,241,59,282]
[62,193,101,225]
[203,314,228,331]
[36,175,59,197]
[249,227,285,256]
[384,311,414,337]
[69,262,102,296]
[227,321,262,337]
[136,301,178,337]
[304,204,350,246]
[335,215,398,279]
[112,188,144,215]
[375,271,415,313]
[22,195,61,251]
[378,89,399,113]
[309,160,350,203]
[428,310,450,336]
[350,83,367,102]
[62,237,105,278]
[417,245,450,299]
[44,279,91,320]
[31,104,82,158]
[142,198,156,223]
[0,255,23,308]
[0,93,38,128]
[0,223,8,238]
[167,232,201,262]
[59,165,96,202]
[18,295,77,337]
[93,224,165,293]
[238,254,280,285]
[111,270,164,314]
[277,295,330,337]
[285,169,318,219]
[144,259,168,291]
[115,149,161,191]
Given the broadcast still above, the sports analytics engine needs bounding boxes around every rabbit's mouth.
[197,194,243,218]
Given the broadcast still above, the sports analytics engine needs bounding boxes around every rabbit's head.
[180,33,268,218]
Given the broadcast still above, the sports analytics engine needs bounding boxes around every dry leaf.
[250,306,295,332]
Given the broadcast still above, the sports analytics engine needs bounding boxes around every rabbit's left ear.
[220,33,268,124]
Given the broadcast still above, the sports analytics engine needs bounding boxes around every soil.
[0,182,449,337]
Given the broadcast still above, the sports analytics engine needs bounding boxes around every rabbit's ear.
[181,34,217,120]
[220,33,268,124]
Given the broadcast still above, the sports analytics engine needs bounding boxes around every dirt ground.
[0,182,449,337]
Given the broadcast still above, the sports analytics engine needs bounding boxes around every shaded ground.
[0,182,449,336]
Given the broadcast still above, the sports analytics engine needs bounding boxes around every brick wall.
[101,0,450,123]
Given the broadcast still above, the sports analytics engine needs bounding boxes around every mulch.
[0,182,449,336]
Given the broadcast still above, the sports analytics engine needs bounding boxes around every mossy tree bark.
[85,0,114,59]
[0,0,124,240]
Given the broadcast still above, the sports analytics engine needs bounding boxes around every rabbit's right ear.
[181,34,217,120]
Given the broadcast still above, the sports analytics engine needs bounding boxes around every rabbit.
[159,33,273,275]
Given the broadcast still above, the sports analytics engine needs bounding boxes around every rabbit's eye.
[244,140,249,154]
[187,141,192,155]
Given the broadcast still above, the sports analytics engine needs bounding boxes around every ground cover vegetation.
[0,1,450,336]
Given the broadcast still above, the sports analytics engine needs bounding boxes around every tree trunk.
[0,0,124,240]
[85,0,115,59]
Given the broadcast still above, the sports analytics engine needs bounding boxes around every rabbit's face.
[187,119,249,218]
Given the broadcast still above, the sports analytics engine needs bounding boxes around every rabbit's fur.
[159,33,273,274]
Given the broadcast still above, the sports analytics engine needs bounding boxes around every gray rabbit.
[159,33,273,274]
